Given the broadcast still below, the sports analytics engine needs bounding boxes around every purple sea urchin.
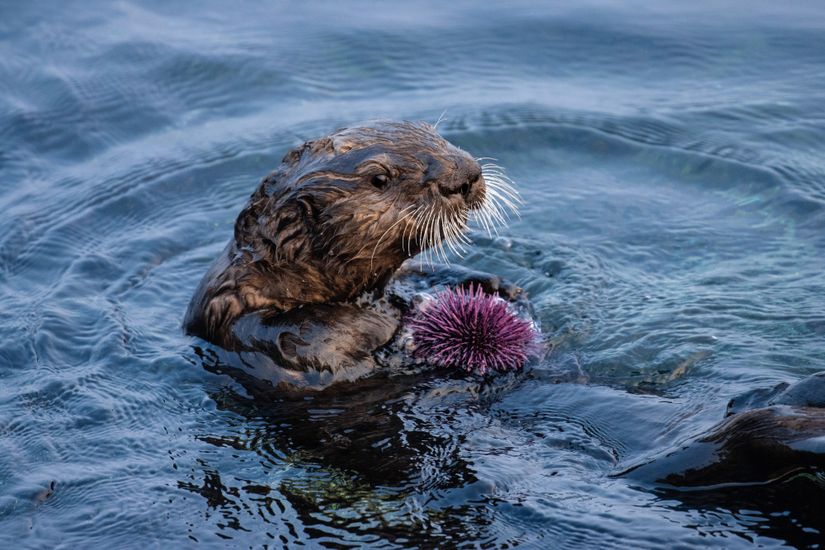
[409,284,540,374]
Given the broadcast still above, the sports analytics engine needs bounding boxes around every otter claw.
[457,276,522,301]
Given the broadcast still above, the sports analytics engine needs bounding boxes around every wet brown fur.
[623,371,825,488]
[184,121,485,349]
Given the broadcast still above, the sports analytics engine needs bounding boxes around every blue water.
[2,0,825,547]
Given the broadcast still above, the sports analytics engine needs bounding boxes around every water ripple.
[2,0,825,547]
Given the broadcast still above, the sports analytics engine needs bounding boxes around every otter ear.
[281,147,303,167]
[281,138,335,167]
[330,134,355,154]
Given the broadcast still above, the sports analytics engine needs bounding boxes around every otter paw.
[457,275,522,301]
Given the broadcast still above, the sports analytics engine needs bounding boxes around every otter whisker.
[433,109,448,130]
[486,178,521,201]
[403,204,422,255]
[429,214,441,264]
[449,225,471,250]
[435,215,452,263]
[473,202,495,236]
[446,209,471,248]
[432,206,449,265]
[482,165,521,198]
[410,205,427,251]
[367,205,416,272]
[483,172,512,185]
[415,204,427,265]
[440,209,461,258]
[407,204,425,255]
[479,161,509,172]
[415,205,429,266]
[420,203,437,267]
[429,204,444,266]
[482,170,522,209]
[480,162,510,175]
[480,164,511,175]
[441,215,462,258]
[478,189,509,226]
[484,196,512,228]
[485,181,521,214]
[401,205,418,254]
[404,206,416,253]
[464,163,521,238]
[484,176,522,205]
[484,171,514,183]
[439,208,470,262]
[443,229,466,258]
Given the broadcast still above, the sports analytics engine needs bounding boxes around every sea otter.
[184,121,520,378]
[622,371,825,488]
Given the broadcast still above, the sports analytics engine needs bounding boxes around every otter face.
[236,121,518,298]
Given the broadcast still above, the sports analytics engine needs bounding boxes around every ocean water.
[2,0,825,547]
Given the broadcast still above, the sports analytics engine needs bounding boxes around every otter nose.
[438,165,483,200]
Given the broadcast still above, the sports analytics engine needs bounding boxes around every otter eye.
[371,173,389,189]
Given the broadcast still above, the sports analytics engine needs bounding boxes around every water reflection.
[185,343,825,547]
[654,474,825,548]
[185,345,508,543]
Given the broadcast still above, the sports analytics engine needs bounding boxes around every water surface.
[2,0,825,547]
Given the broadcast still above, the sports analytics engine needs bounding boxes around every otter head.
[233,121,516,309]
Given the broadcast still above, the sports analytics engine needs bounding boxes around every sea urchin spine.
[409,284,540,374]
